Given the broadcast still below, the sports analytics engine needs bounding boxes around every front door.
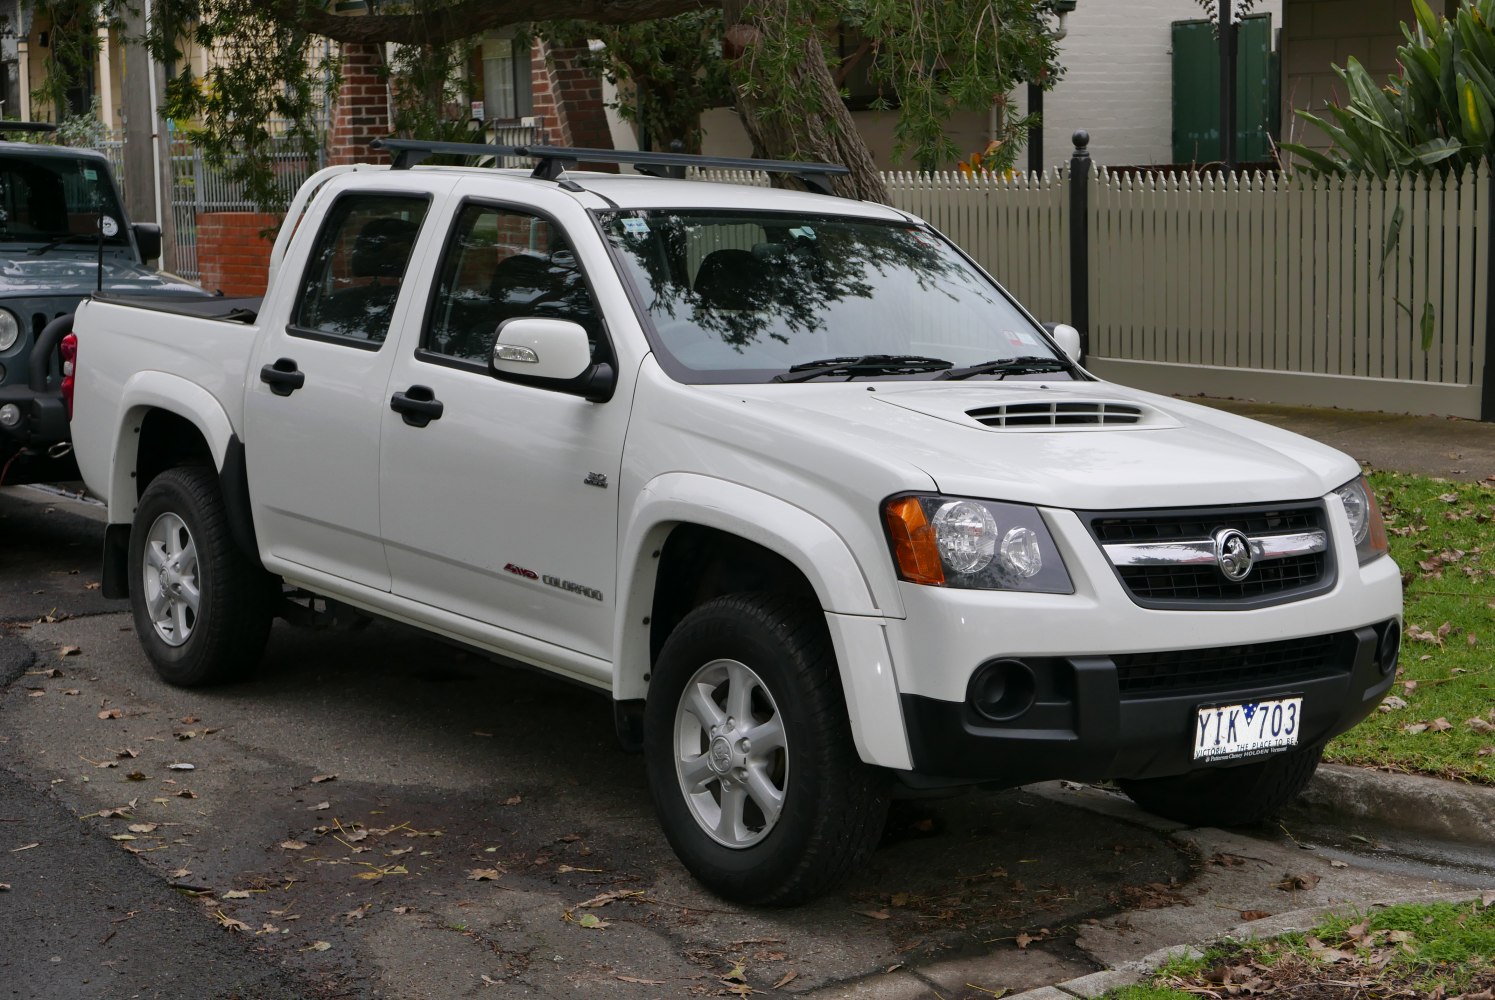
[244,191,431,591]
[378,200,627,660]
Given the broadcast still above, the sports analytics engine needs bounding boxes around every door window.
[292,194,429,348]
[423,203,604,367]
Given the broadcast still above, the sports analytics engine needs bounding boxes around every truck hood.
[0,255,208,297]
[706,379,1360,510]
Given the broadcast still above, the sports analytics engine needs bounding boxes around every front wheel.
[128,466,274,686]
[1117,743,1325,828]
[644,594,888,906]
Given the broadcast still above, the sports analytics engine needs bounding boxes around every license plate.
[1193,697,1302,762]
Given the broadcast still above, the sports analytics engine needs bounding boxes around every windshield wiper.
[773,354,953,383]
[27,233,108,257]
[935,355,1073,381]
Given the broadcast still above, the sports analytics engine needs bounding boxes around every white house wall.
[1014,0,1283,168]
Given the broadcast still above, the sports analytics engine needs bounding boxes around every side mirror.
[491,317,615,402]
[132,222,162,264]
[1045,322,1082,364]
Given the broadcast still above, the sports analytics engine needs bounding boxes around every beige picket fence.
[699,165,1491,418]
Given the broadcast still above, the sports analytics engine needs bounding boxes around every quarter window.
[424,203,603,366]
[292,194,429,347]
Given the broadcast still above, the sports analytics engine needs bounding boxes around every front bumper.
[898,621,1396,785]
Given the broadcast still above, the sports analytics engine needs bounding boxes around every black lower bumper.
[899,622,1397,787]
[0,384,73,485]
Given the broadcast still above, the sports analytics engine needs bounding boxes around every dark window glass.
[424,203,602,365]
[0,154,128,244]
[292,194,428,346]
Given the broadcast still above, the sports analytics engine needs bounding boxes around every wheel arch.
[614,474,911,769]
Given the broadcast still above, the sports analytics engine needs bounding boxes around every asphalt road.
[0,485,1475,1000]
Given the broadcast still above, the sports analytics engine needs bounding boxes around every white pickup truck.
[69,142,1402,905]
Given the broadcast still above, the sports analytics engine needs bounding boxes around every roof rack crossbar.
[0,122,59,133]
[370,138,849,194]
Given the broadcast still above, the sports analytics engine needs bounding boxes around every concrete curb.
[1004,890,1487,1000]
[1287,764,1495,848]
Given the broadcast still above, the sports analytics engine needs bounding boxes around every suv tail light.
[60,331,77,420]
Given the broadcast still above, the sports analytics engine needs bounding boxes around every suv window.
[292,194,429,347]
[424,203,603,367]
[0,152,129,246]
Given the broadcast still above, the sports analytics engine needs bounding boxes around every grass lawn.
[1322,472,1495,784]
[1104,897,1495,1000]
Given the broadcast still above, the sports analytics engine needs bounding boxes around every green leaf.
[1381,204,1405,280]
[1420,299,1438,350]
[1458,75,1493,145]
[1281,142,1347,176]
[1410,137,1464,165]
[1413,0,1442,40]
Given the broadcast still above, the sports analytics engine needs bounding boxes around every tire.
[1117,742,1325,828]
[128,466,275,686]
[644,593,889,906]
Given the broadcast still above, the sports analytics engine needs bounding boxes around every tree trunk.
[724,2,888,203]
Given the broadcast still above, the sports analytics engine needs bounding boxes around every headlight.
[883,494,1073,592]
[1332,476,1389,564]
[0,309,18,352]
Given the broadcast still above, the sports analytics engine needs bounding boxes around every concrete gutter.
[1289,764,1495,848]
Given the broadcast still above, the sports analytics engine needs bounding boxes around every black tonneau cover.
[92,291,262,324]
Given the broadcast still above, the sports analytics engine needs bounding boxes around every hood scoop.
[966,399,1153,429]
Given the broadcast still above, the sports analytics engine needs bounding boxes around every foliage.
[27,0,104,119]
[387,38,485,155]
[544,13,733,155]
[156,0,331,212]
[1325,471,1495,783]
[1281,0,1495,178]
[52,96,108,147]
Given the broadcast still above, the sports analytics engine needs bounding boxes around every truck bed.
[93,291,264,324]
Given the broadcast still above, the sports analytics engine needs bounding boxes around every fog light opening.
[1378,621,1401,676]
[970,659,1037,722]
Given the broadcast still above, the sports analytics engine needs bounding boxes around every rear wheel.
[128,466,274,686]
[1117,743,1324,827]
[644,593,888,905]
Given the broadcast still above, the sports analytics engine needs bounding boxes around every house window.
[481,36,532,121]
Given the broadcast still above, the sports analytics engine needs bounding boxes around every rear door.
[243,189,435,590]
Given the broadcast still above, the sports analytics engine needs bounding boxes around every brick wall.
[197,212,280,297]
[328,42,390,166]
[1281,0,1444,152]
[530,40,616,164]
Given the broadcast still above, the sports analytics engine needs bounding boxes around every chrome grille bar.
[1103,530,1328,568]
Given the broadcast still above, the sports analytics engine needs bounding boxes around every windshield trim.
[590,206,1085,387]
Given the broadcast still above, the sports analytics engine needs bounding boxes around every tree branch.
[259,0,712,47]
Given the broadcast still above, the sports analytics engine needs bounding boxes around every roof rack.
[370,138,850,196]
[0,122,58,134]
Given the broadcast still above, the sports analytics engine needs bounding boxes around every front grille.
[1082,501,1334,609]
[1114,632,1348,698]
[967,401,1144,428]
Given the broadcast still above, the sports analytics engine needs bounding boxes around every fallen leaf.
[169,868,191,879]
[59,645,80,657]
[1379,695,1408,712]
[215,912,252,933]
[0,883,9,891]
[467,868,503,881]
[305,941,331,952]
[501,795,522,807]
[1481,890,1495,908]
[721,960,747,983]
[1276,873,1321,891]
[97,709,122,720]
[84,581,100,590]
[856,909,890,920]
[173,731,195,741]
[577,889,639,909]
[773,970,798,989]
[126,823,157,834]
[307,802,330,812]
[310,774,336,784]
[110,834,136,842]
[1429,717,1453,732]
[166,763,195,771]
[1330,859,1348,869]
[1468,717,1495,734]
[10,843,39,852]
[617,975,667,985]
[1240,909,1272,921]
[224,890,251,899]
[576,913,608,930]
[392,906,411,914]
[279,840,308,851]
[62,689,80,696]
[1403,723,1430,736]
[114,748,138,759]
[1015,932,1035,949]
[175,790,197,799]
[125,771,148,781]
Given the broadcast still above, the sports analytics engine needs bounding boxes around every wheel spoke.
[175,537,198,575]
[724,661,756,725]
[171,598,192,641]
[743,764,784,827]
[714,783,747,842]
[145,585,171,623]
[685,682,725,731]
[679,752,715,793]
[742,715,785,755]
[145,541,168,572]
[177,578,201,614]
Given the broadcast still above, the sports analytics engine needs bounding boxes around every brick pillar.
[530,40,615,163]
[196,212,281,297]
[328,43,390,166]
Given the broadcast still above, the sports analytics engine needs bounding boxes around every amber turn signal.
[884,496,945,586]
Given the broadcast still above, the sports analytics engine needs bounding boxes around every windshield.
[0,153,129,247]
[601,210,1073,384]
